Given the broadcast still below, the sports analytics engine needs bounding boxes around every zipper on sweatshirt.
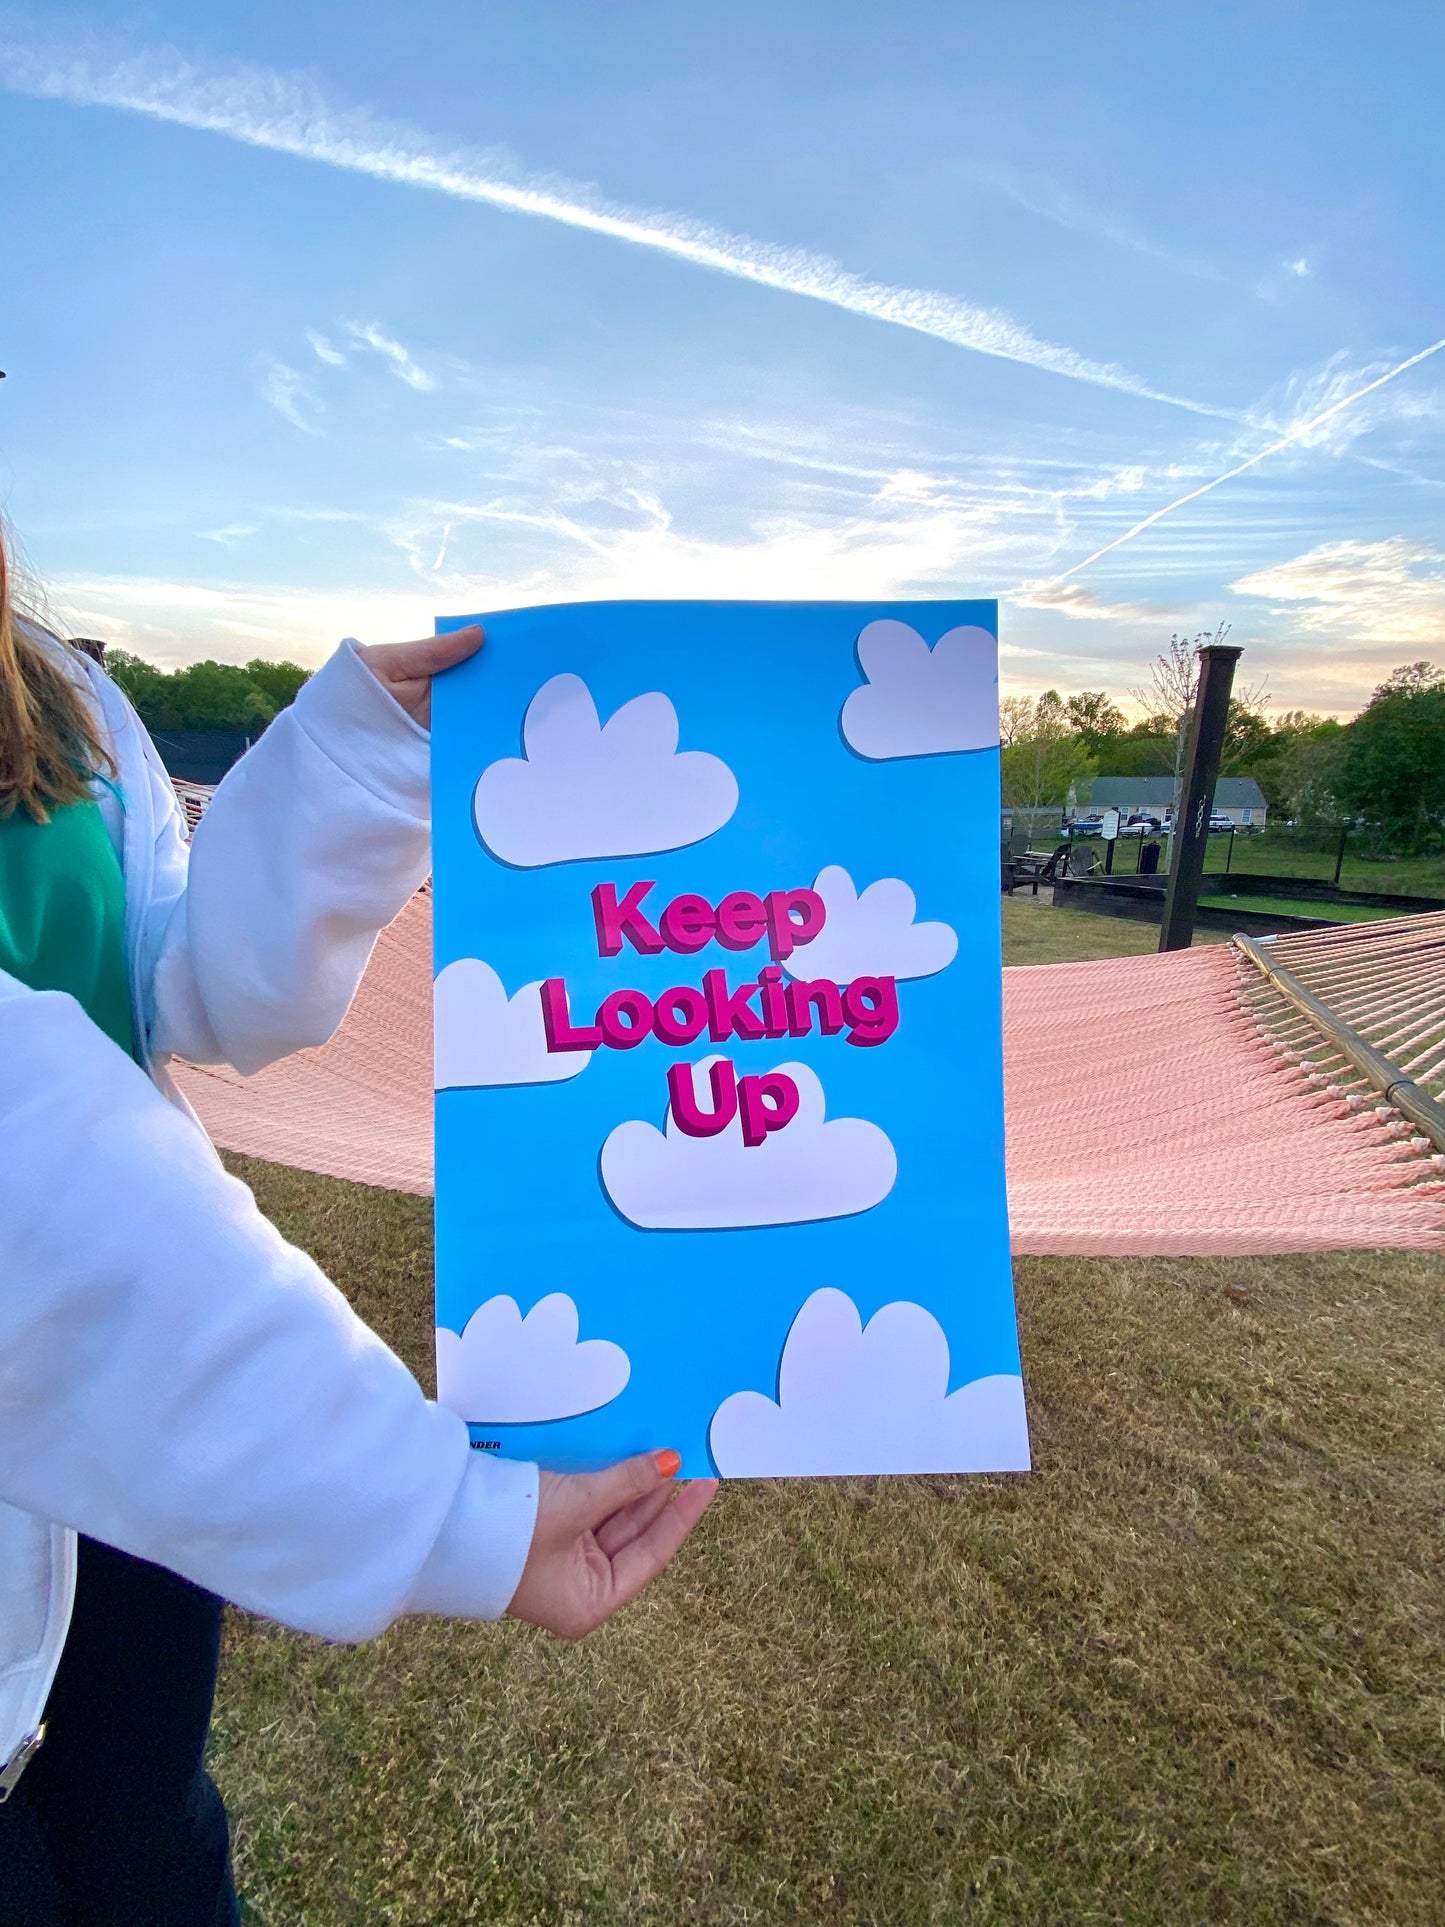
[94,671,156,1070]
[0,1725,45,1803]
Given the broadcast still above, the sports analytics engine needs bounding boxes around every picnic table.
[1002,843,1071,895]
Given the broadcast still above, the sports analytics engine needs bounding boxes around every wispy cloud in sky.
[983,169,1228,285]
[343,321,436,390]
[306,329,347,367]
[1033,334,1445,585]
[260,360,322,434]
[198,523,258,545]
[1233,536,1445,644]
[1012,580,1169,625]
[45,411,1414,707]
[1250,348,1445,455]
[0,30,1228,414]
[47,573,439,665]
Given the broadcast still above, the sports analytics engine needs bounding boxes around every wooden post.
[1159,644,1243,951]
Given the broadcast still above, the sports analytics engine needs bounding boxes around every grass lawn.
[998,892,1231,963]
[1198,893,1411,925]
[1242,842,1445,901]
[212,905,1445,1927]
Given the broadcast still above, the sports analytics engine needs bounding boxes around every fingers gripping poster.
[431,601,1028,1479]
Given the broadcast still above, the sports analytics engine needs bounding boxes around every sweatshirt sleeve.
[0,977,538,1639]
[144,640,433,1073]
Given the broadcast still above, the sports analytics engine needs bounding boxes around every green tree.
[1333,662,1445,851]
[1093,728,1177,778]
[1222,701,1272,769]
[245,658,310,710]
[998,695,1036,747]
[103,649,311,734]
[1064,690,1126,755]
[1002,736,1097,811]
[1231,710,1340,816]
[172,661,272,731]
[999,690,1097,810]
[1275,721,1348,826]
[106,650,184,730]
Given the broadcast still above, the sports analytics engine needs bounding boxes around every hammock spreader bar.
[1234,930,1445,1155]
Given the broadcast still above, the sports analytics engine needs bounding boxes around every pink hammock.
[174,889,1445,1257]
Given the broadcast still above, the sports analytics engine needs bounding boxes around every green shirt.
[0,795,135,1057]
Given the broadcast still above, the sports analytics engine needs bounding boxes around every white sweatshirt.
[0,637,538,1782]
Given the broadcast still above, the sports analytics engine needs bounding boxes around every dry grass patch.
[999,894,1231,965]
[209,903,1444,1925]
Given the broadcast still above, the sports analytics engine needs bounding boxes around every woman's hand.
[508,1450,718,1640]
[357,625,485,728]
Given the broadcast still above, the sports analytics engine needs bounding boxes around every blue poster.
[431,601,1027,1479]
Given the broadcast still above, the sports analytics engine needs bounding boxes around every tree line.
[105,651,310,736]
[103,633,1443,853]
[1001,630,1444,854]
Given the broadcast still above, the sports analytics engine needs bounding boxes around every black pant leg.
[0,1778,71,1927]
[20,1538,239,1927]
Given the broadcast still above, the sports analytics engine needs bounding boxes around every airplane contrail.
[1040,334,1445,583]
[0,33,1228,416]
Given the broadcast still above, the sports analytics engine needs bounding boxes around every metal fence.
[1001,807,1067,856]
[1212,825,1443,897]
[1016,821,1445,900]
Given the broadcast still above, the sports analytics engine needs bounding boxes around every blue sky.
[1,1,1442,713]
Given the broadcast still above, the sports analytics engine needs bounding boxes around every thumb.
[576,1449,682,1529]
[393,624,485,679]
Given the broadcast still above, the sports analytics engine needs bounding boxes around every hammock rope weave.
[1233,916,1445,1150]
[168,785,1445,1254]
[1000,924,1443,1255]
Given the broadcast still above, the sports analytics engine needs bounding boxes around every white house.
[1084,776,1268,830]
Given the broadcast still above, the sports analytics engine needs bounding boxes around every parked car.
[1208,813,1235,833]
[1118,813,1163,837]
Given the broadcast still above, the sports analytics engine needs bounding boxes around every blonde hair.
[0,525,113,821]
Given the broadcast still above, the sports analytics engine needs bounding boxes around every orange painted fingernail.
[654,1449,682,1478]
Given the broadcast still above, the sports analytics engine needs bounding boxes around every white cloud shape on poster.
[472,672,738,866]
[435,1293,630,1423]
[434,959,590,1089]
[840,620,998,760]
[709,1287,1030,1475]
[600,1059,896,1230]
[785,865,957,983]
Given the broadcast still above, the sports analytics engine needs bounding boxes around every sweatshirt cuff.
[404,1452,540,1621]
[288,638,431,822]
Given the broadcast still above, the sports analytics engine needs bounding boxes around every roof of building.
[1087,776,1268,810]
